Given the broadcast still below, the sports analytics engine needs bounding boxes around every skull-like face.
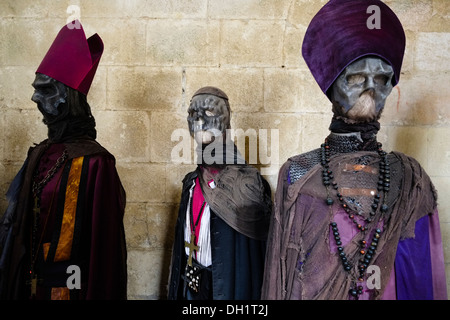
[329,57,394,122]
[31,73,67,117]
[187,94,230,145]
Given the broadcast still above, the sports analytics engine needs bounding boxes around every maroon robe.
[1,138,127,299]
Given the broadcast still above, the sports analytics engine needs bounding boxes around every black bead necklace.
[320,138,390,299]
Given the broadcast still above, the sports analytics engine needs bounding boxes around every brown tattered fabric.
[197,165,272,241]
[262,150,437,299]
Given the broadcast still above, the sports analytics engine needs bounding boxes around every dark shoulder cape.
[168,166,271,300]
[0,138,127,299]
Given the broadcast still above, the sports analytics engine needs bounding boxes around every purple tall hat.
[302,0,406,98]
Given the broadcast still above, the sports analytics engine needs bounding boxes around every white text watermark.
[171,128,279,176]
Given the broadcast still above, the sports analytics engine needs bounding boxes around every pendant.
[26,271,42,298]
[184,233,199,267]
[30,276,38,297]
[183,234,202,294]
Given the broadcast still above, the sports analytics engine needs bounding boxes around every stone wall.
[0,0,449,299]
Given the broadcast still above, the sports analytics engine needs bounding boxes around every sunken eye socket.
[346,74,390,86]
[188,110,216,118]
[374,75,390,85]
[35,86,55,95]
[346,74,365,85]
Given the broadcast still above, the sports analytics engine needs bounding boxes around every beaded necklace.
[320,138,390,299]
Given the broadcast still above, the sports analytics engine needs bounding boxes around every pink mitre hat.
[36,20,103,95]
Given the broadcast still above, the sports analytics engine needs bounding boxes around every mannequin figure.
[168,87,271,300]
[262,0,447,300]
[0,21,127,300]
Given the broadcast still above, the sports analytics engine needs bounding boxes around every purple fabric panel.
[395,215,433,299]
[428,210,448,299]
[381,266,397,300]
[329,208,385,300]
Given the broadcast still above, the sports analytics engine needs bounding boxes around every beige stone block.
[0,67,36,110]
[440,223,450,265]
[82,18,146,66]
[401,30,415,74]
[427,127,450,177]
[231,112,303,174]
[287,0,329,28]
[282,25,308,69]
[382,126,428,169]
[221,20,285,67]
[86,66,107,111]
[107,66,182,111]
[140,0,208,19]
[376,125,389,148]
[0,17,140,69]
[117,163,166,203]
[79,0,207,18]
[165,163,196,203]
[0,113,3,160]
[139,0,207,18]
[150,111,191,164]
[0,162,24,215]
[0,1,69,17]
[384,0,433,32]
[382,72,450,126]
[300,113,332,154]
[184,67,264,113]
[126,249,171,299]
[379,86,404,126]
[124,202,148,250]
[209,0,291,19]
[94,110,150,162]
[146,19,220,66]
[0,18,65,66]
[0,162,6,214]
[4,109,47,161]
[79,0,140,18]
[446,264,450,293]
[264,68,331,114]
[145,203,178,248]
[124,202,178,250]
[415,33,450,71]
[426,0,450,32]
[75,0,128,18]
